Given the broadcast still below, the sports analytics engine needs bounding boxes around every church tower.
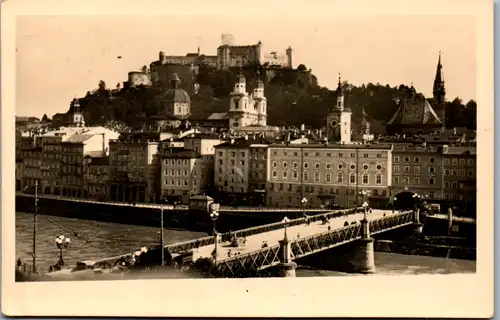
[327,75,352,144]
[71,98,85,127]
[229,70,250,129]
[253,71,267,126]
[432,51,446,125]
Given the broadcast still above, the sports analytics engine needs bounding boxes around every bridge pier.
[277,238,297,277]
[350,218,375,274]
[413,209,424,234]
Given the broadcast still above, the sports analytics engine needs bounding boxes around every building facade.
[83,155,109,201]
[266,143,393,208]
[159,148,200,203]
[442,146,476,203]
[391,144,444,201]
[108,133,160,203]
[228,71,267,129]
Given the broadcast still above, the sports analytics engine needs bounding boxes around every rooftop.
[215,137,273,148]
[268,142,393,150]
[160,148,200,159]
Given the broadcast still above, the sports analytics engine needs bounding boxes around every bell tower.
[327,75,351,144]
[432,51,446,125]
[229,69,250,129]
[71,98,85,127]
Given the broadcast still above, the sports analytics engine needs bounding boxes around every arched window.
[337,172,343,183]
[350,173,356,184]
[362,173,369,184]
[376,174,382,184]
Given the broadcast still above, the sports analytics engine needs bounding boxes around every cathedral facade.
[228,71,267,129]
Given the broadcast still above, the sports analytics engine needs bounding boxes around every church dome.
[162,73,191,104]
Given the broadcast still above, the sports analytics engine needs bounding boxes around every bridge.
[59,207,420,279]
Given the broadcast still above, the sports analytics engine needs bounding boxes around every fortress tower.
[253,71,267,126]
[286,46,293,69]
[326,75,351,144]
[71,98,85,127]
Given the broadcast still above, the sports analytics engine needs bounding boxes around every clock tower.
[327,75,352,144]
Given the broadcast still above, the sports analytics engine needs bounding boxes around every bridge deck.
[192,209,394,262]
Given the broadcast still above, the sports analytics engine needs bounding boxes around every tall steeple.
[170,73,180,89]
[335,73,344,111]
[433,51,446,105]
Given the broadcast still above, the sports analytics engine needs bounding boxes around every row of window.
[163,159,191,166]
[444,169,475,177]
[114,166,146,173]
[271,151,384,158]
[394,165,435,173]
[445,158,475,165]
[394,176,435,185]
[42,153,61,160]
[218,151,247,158]
[393,155,475,166]
[272,161,383,171]
[61,176,82,185]
[62,166,82,174]
[112,154,146,162]
[61,155,83,163]
[164,169,193,177]
[271,170,383,184]
[444,181,468,189]
[163,179,191,187]
[394,156,433,163]
[268,183,389,196]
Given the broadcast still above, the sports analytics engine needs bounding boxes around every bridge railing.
[369,211,414,235]
[215,244,281,277]
[225,207,364,242]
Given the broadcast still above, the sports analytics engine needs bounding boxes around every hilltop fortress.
[124,34,298,90]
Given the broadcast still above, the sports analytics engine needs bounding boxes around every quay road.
[16,192,329,213]
[192,209,395,262]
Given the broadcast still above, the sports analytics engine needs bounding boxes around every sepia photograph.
[2,0,493,318]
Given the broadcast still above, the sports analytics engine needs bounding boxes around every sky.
[15,15,476,118]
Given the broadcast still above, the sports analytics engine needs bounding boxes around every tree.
[41,114,50,122]
[98,80,107,91]
[297,64,307,71]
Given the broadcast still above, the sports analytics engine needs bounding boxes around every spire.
[197,45,200,56]
[171,73,180,89]
[336,73,343,97]
[256,69,264,88]
[237,67,246,83]
[433,51,446,104]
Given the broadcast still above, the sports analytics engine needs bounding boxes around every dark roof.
[184,133,221,139]
[268,143,393,150]
[85,150,105,158]
[388,94,442,126]
[215,137,272,149]
[63,134,95,144]
[160,148,200,159]
[85,155,109,166]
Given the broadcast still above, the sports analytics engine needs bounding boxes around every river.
[15,212,476,276]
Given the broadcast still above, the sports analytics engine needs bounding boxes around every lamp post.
[33,180,39,273]
[359,189,370,211]
[160,203,164,267]
[301,197,308,218]
[209,203,220,263]
[55,234,70,266]
[362,201,369,221]
[412,193,421,212]
[393,196,397,213]
[282,216,290,240]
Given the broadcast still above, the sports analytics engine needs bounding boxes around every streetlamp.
[301,197,308,218]
[55,234,70,266]
[412,193,421,212]
[160,203,165,267]
[359,189,370,212]
[282,216,290,240]
[362,201,369,221]
[209,203,220,263]
[393,197,397,213]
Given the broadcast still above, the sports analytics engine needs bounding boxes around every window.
[283,161,288,168]
[429,192,434,199]
[282,171,288,179]
[452,158,458,165]
[404,157,410,162]
[459,182,464,189]
[293,152,298,157]
[363,153,368,158]
[376,174,382,184]
[272,171,277,177]
[304,172,309,181]
[337,172,343,183]
[326,173,331,182]
[459,159,465,165]
[413,166,420,174]
[272,161,277,168]
[326,153,331,157]
[376,164,382,170]
[293,171,298,179]
[339,153,344,157]
[326,163,332,169]
[467,169,474,177]
[413,177,420,185]
[452,182,457,188]
[394,165,400,173]
[377,154,382,158]
[445,158,450,165]
[350,164,356,170]
[373,189,378,195]
[304,152,309,156]
[293,162,298,168]
[362,174,369,184]
[363,164,369,170]
[315,162,320,169]
[350,153,355,157]
[467,159,474,165]
[404,166,410,173]
[240,160,245,166]
[445,169,450,175]
[414,157,420,163]
[350,174,355,183]
[428,166,435,173]
[338,163,343,170]
[315,152,320,157]
[231,152,235,157]
[403,177,409,185]
[445,181,450,188]
[394,156,400,163]
[429,177,435,185]
[394,176,400,184]
[314,172,320,182]
[459,169,465,176]
[304,162,309,169]
[429,157,435,163]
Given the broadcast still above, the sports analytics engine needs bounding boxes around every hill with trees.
[62,65,477,134]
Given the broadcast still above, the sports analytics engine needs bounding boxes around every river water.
[15,212,476,276]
